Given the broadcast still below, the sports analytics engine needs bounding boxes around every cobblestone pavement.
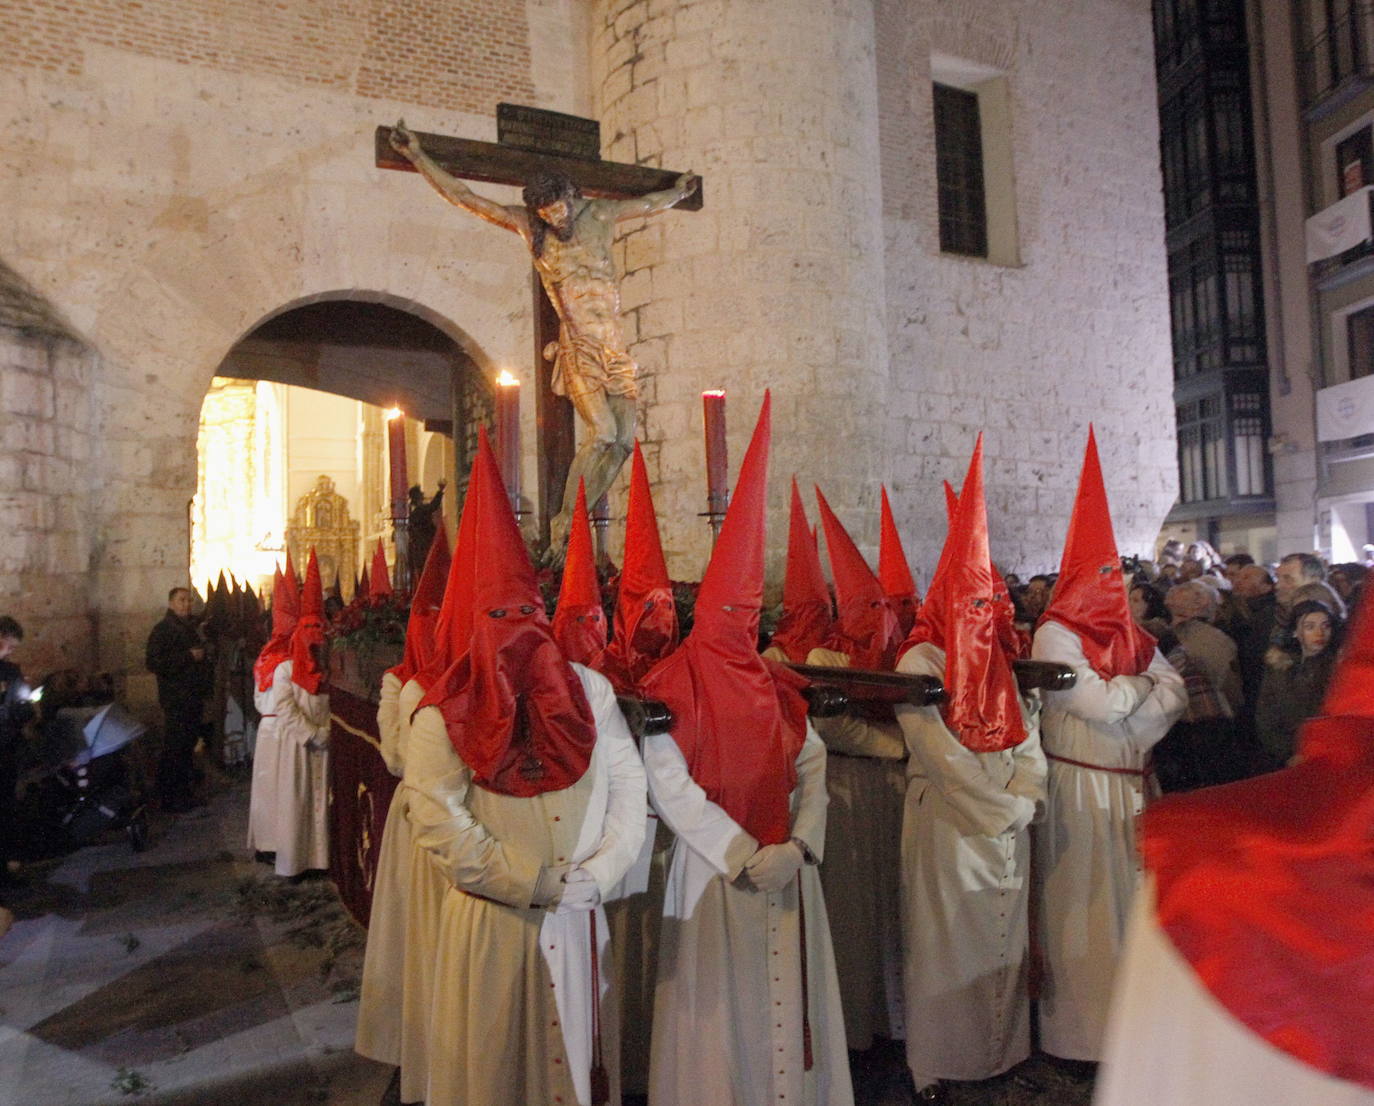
[0,778,1094,1106]
[0,780,390,1106]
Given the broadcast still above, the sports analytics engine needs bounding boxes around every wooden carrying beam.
[375,126,704,210]
[787,665,947,707]
[787,659,1077,704]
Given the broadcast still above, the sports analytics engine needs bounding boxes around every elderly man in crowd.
[1274,552,1325,612]
[1163,581,1242,715]
[1152,581,1245,790]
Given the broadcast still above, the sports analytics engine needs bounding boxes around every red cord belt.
[1046,751,1152,778]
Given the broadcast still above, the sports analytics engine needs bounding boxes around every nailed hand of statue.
[391,119,421,160]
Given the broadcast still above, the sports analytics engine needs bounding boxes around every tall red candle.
[702,390,728,534]
[386,407,408,518]
[495,370,521,510]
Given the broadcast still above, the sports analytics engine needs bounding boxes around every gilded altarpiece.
[286,475,360,598]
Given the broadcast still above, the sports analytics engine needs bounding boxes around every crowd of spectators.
[1005,541,1366,792]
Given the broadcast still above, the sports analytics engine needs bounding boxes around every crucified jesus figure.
[389,120,699,562]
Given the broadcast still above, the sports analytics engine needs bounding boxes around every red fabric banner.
[327,683,399,928]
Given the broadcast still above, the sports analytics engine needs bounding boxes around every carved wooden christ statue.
[388,120,699,560]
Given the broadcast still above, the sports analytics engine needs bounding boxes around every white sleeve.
[272,661,329,747]
[574,669,648,896]
[1033,621,1154,725]
[1007,713,1049,817]
[404,704,544,908]
[895,646,1037,838]
[1117,648,1189,753]
[788,721,830,862]
[642,731,759,880]
[376,671,403,777]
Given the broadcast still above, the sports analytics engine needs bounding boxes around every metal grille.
[934,83,987,258]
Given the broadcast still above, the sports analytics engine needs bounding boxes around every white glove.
[555,866,601,913]
[743,841,805,894]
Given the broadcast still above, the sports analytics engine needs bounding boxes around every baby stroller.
[35,702,151,854]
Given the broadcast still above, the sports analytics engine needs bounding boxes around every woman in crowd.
[1255,598,1342,771]
[1128,581,1170,639]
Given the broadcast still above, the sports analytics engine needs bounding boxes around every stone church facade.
[0,0,1175,694]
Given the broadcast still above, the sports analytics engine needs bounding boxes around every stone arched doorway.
[193,297,493,596]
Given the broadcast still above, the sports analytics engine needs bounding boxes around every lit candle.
[702,389,728,539]
[495,370,521,510]
[386,407,407,518]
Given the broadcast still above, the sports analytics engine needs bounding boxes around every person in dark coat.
[1254,599,1342,772]
[0,616,36,903]
[145,588,213,811]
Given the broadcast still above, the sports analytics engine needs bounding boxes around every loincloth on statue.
[546,333,638,402]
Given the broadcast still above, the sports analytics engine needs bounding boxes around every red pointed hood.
[641,392,809,846]
[879,486,919,635]
[254,566,296,691]
[290,549,328,695]
[284,551,298,596]
[815,486,901,671]
[1040,427,1155,677]
[388,523,451,685]
[1143,578,1374,1091]
[908,436,1026,751]
[369,539,392,599]
[601,443,678,693]
[551,479,608,667]
[424,431,595,798]
[768,477,834,663]
[943,480,958,525]
[414,448,484,699]
[358,564,371,601]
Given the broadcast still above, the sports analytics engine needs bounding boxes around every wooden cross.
[374,108,702,542]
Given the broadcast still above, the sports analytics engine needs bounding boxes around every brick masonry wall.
[1,0,537,117]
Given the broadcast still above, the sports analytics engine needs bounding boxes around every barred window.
[934,83,987,258]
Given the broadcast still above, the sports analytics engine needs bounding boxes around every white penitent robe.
[1095,883,1374,1106]
[355,671,419,1071]
[644,723,854,1106]
[604,813,670,1096]
[1030,621,1187,1061]
[246,681,280,853]
[406,665,646,1106]
[895,643,1047,1086]
[269,659,331,878]
[804,647,906,1050]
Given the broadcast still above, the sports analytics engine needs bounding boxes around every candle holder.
[591,492,612,567]
[702,390,729,544]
